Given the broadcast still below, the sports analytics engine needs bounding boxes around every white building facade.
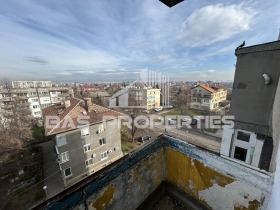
[0,87,73,119]
[12,80,52,88]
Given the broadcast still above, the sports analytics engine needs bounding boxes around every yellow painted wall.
[165,147,261,210]
[84,147,262,210]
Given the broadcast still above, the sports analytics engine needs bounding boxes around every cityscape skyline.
[0,0,279,82]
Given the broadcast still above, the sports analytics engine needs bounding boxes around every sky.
[0,0,279,82]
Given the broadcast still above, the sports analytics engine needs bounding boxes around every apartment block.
[43,98,123,187]
[0,87,73,118]
[220,40,280,172]
[0,92,31,126]
[190,84,227,111]
[12,80,52,88]
[129,88,161,109]
[109,87,161,109]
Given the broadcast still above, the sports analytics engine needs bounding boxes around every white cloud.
[178,3,256,47]
[155,54,169,61]
[55,72,72,76]
[170,69,235,81]
[103,69,117,72]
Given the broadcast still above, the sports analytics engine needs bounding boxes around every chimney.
[84,97,91,112]
[65,100,71,108]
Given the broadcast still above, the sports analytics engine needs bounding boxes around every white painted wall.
[221,127,264,168]
[266,74,280,209]
[39,96,51,105]
[220,126,234,156]
[251,139,264,167]
[118,92,129,107]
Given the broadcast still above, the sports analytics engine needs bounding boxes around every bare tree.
[73,86,83,99]
[0,78,33,153]
[176,89,190,114]
[126,95,143,142]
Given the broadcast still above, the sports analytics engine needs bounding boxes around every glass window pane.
[64,168,71,176]
[234,147,247,161]
[237,131,250,142]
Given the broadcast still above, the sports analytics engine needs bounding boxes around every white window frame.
[56,134,67,147]
[231,130,256,164]
[83,144,91,153]
[85,158,93,167]
[60,151,69,163]
[100,151,108,161]
[64,167,72,178]
[55,145,59,154]
[204,99,209,103]
[99,138,106,146]
[81,127,90,137]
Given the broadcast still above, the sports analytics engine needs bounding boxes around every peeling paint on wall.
[40,136,273,210]
[166,147,235,208]
[165,136,272,194]
[199,181,263,210]
[234,199,260,210]
[164,137,271,210]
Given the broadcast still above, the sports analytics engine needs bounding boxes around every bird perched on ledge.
[236,41,245,50]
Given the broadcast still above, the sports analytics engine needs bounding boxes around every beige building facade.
[190,84,227,111]
[129,88,161,109]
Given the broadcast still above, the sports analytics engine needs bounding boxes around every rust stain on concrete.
[91,185,115,210]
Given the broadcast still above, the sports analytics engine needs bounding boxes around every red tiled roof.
[42,97,124,136]
[211,85,226,90]
[191,84,217,93]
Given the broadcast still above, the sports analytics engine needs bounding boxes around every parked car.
[138,135,151,142]
[181,117,192,123]
[142,110,149,113]
[154,106,162,112]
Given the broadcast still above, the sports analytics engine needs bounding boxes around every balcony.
[34,136,271,210]
[57,93,70,97]
[192,94,212,99]
[203,95,212,98]
[17,103,30,107]
[39,94,49,97]
[192,94,202,97]
[17,96,28,101]
[1,104,13,109]
[1,97,13,102]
